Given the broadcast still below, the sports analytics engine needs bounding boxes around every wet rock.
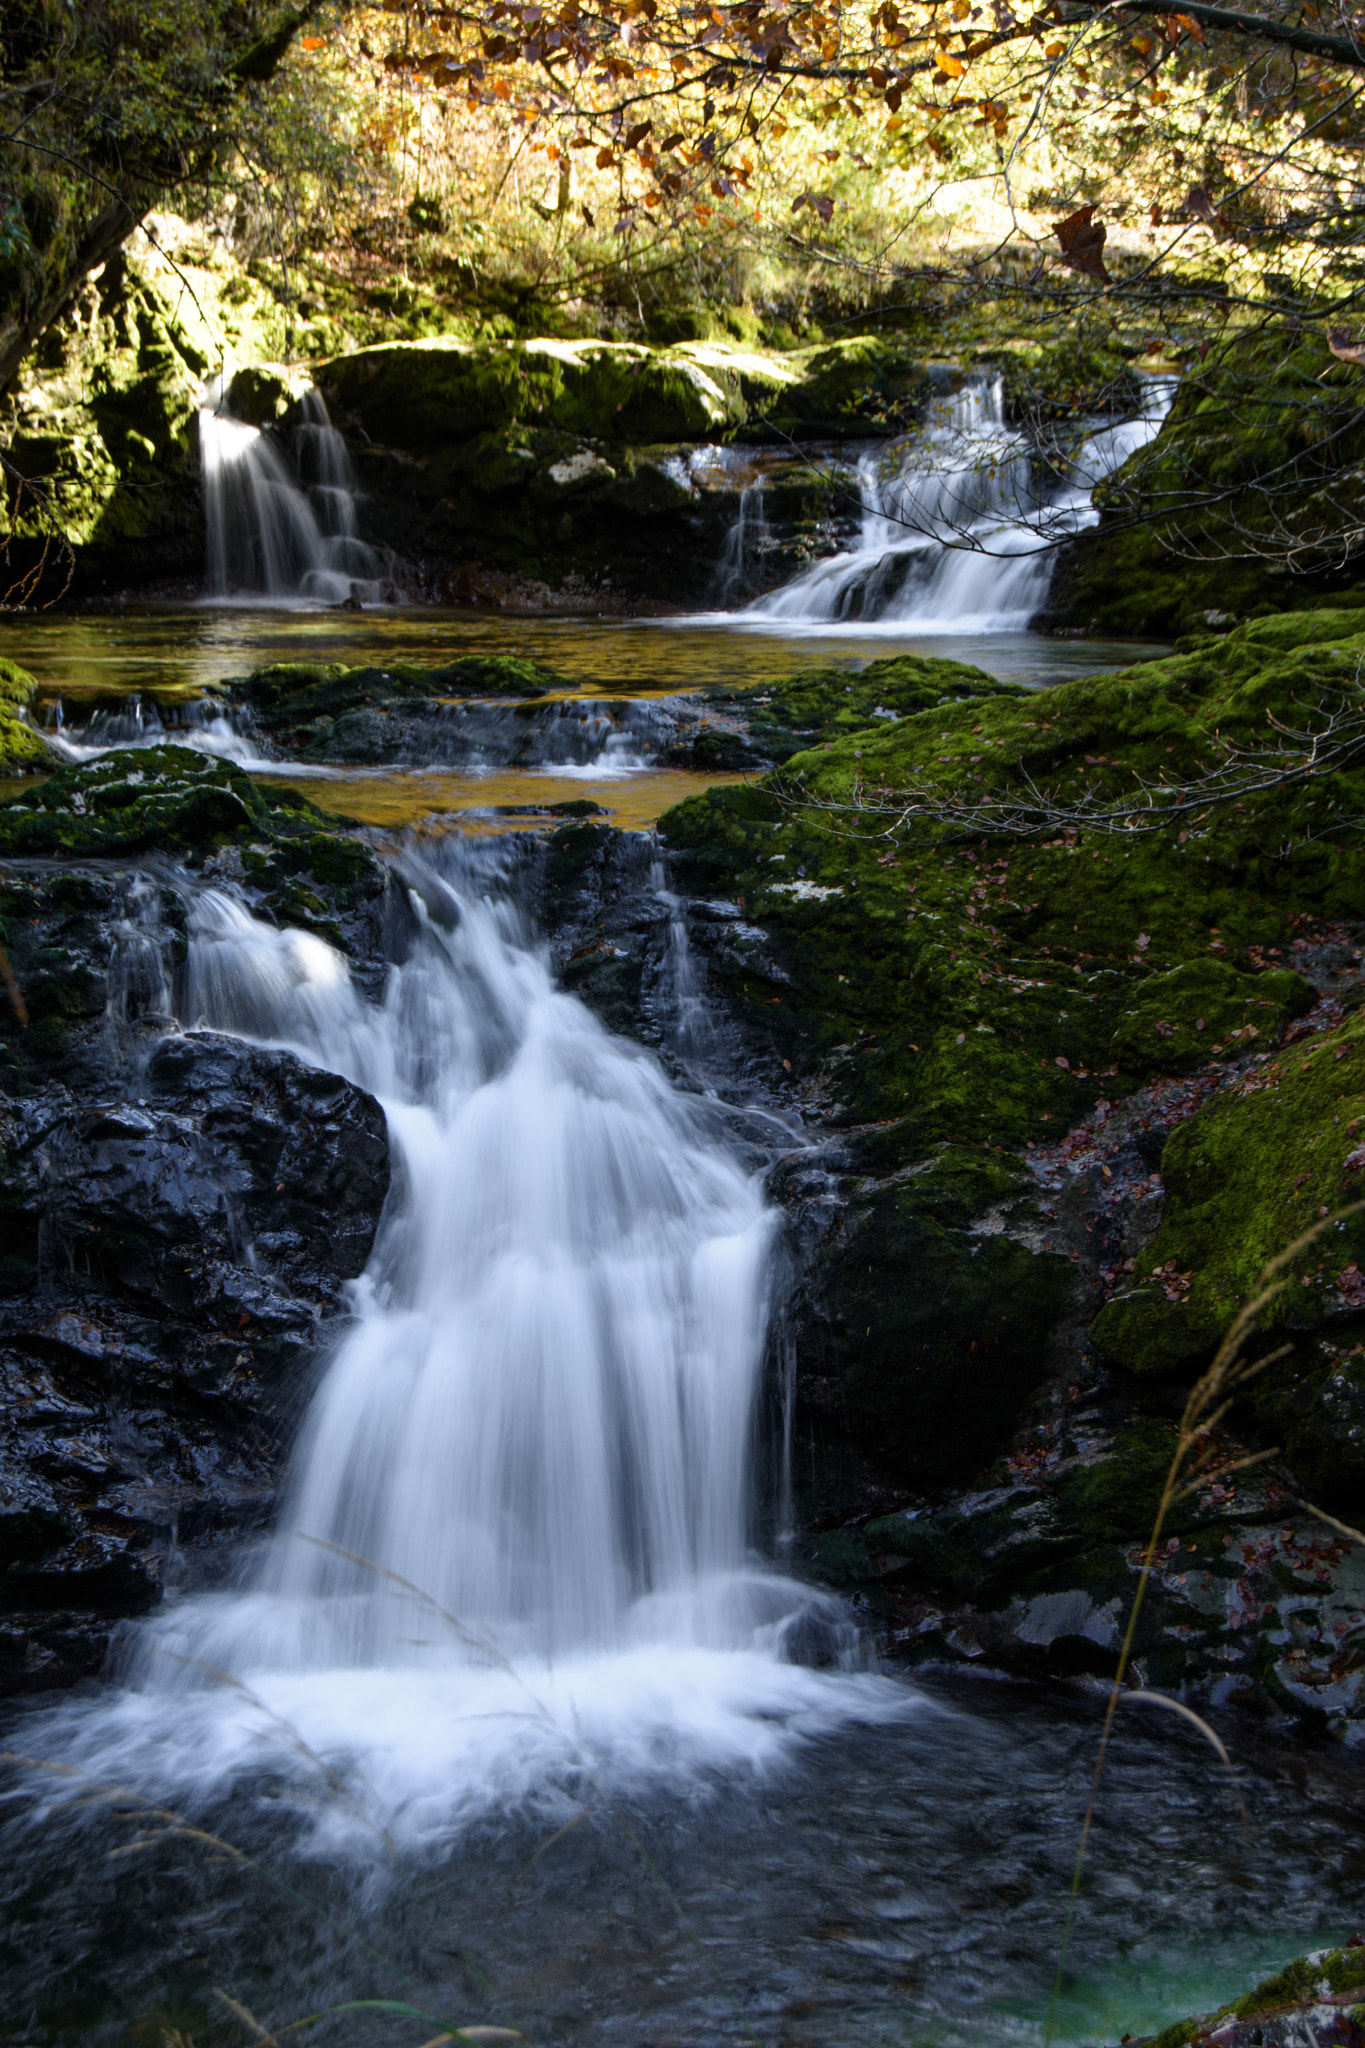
[3,249,207,597]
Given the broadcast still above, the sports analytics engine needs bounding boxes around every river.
[1,394,1360,2048]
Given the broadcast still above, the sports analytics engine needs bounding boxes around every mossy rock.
[320,336,752,444]
[662,610,1365,1137]
[233,655,567,735]
[1109,956,1314,1075]
[0,661,50,774]
[1140,1940,1365,2048]
[808,1143,1073,1482]
[1049,329,1365,636]
[1093,1005,1365,1501]
[0,747,348,859]
[720,652,1026,763]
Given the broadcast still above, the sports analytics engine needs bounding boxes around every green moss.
[717,652,1025,763]
[1055,1420,1183,1546]
[235,655,566,736]
[0,747,353,860]
[1050,331,1365,636]
[1160,1942,1365,2042]
[1109,958,1314,1075]
[811,1142,1073,1482]
[662,610,1365,1139]
[0,660,37,713]
[1092,1003,1365,1498]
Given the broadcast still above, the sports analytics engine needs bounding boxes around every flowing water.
[731,374,1175,630]
[0,609,1168,830]
[199,385,387,605]
[3,844,1364,2048]
[6,381,1362,2047]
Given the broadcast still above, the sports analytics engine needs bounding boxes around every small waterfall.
[198,381,384,605]
[27,849,893,1843]
[712,479,772,604]
[742,373,1175,629]
[42,693,267,769]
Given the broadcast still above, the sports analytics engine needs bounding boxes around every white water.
[199,384,385,605]
[40,694,289,773]
[23,860,911,1850]
[737,373,1174,631]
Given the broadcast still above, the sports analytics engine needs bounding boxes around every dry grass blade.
[0,941,28,1026]
[156,1646,396,1854]
[1118,1692,1249,1833]
[1044,1203,1365,2045]
[295,1534,510,1671]
[1291,1498,1365,1547]
[213,1990,281,2046]
[0,1752,249,1863]
[532,1804,597,1859]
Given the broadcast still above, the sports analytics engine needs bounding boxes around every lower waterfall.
[24,849,900,1849]
[739,372,1174,628]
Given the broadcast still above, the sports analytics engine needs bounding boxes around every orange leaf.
[935,48,966,75]
[300,34,324,48]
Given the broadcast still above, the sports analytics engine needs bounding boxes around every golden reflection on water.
[258,765,750,832]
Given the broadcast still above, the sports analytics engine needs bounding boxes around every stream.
[2,389,1362,2048]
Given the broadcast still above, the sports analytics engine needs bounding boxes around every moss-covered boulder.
[670,652,1028,770]
[1093,1004,1365,1504]
[660,609,1365,1496]
[232,654,567,741]
[0,660,50,774]
[797,1141,1073,1483]
[663,609,1365,1138]
[1049,329,1365,637]
[0,747,376,880]
[321,336,755,445]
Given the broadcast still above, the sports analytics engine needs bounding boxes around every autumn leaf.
[1054,202,1109,281]
[300,34,325,50]
[935,49,966,76]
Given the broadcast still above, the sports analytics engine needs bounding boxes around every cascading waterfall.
[30,849,892,1845]
[712,478,773,605]
[198,380,385,605]
[736,372,1175,629]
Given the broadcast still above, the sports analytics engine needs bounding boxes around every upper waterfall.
[198,381,385,605]
[734,372,1175,630]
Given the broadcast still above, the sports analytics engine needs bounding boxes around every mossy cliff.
[656,609,1365,1700]
[663,611,1363,1142]
[1050,329,1365,637]
[1093,1004,1365,1505]
[2,249,210,595]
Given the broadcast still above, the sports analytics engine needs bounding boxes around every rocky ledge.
[0,743,396,1691]
[557,604,1365,1736]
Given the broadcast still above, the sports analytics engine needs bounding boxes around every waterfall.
[198,381,384,605]
[31,849,893,1844]
[741,372,1175,629]
[712,478,772,604]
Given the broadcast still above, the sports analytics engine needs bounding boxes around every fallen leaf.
[935,49,966,76]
